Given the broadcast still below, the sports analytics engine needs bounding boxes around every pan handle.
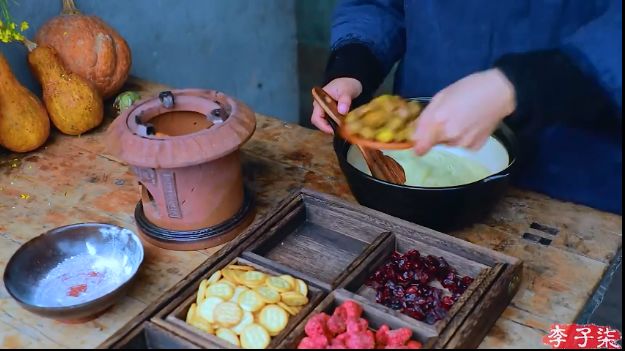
[482,173,510,184]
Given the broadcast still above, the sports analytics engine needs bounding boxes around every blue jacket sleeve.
[562,0,622,110]
[330,0,405,76]
[494,0,622,135]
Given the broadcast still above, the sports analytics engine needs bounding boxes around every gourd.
[26,40,103,136]
[35,0,131,99]
[0,51,50,153]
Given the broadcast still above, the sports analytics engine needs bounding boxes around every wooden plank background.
[0,78,621,349]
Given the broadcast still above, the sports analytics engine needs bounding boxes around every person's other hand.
[311,77,363,134]
[412,68,516,155]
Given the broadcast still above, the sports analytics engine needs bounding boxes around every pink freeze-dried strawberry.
[333,304,348,321]
[406,340,423,349]
[345,330,376,349]
[305,313,331,338]
[333,332,350,347]
[327,338,348,349]
[298,337,320,349]
[386,328,413,347]
[311,335,330,349]
[346,317,369,334]
[341,300,363,319]
[375,325,391,347]
[327,314,347,336]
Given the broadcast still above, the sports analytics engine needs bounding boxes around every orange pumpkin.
[35,0,131,99]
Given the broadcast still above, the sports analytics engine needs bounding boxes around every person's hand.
[412,68,516,155]
[311,77,363,134]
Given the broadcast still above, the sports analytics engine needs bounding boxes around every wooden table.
[1,78,621,349]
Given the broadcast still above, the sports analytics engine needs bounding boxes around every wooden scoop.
[312,87,407,185]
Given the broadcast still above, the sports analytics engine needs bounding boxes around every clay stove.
[106,90,256,250]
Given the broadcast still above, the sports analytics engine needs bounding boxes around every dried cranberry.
[425,296,436,309]
[383,263,395,276]
[404,293,418,304]
[394,286,405,298]
[415,297,427,306]
[388,300,404,311]
[425,255,439,266]
[405,249,420,262]
[442,278,455,289]
[455,279,469,293]
[462,276,474,286]
[414,271,427,284]
[406,285,419,295]
[401,271,415,283]
[435,257,451,278]
[441,296,454,309]
[445,272,456,282]
[397,258,413,272]
[405,307,426,321]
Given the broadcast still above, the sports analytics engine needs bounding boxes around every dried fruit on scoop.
[344,95,423,143]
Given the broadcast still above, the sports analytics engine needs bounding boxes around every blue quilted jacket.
[325,0,622,214]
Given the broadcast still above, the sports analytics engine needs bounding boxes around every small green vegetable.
[114,91,141,114]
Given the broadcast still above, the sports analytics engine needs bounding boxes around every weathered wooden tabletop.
[1,78,622,349]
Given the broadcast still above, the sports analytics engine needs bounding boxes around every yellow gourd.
[27,43,103,135]
[0,51,50,153]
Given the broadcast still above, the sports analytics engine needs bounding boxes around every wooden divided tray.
[149,188,523,349]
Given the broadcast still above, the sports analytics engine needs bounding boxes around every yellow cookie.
[218,278,237,290]
[221,268,241,284]
[196,279,209,304]
[278,275,296,289]
[190,315,214,334]
[266,277,291,293]
[207,270,222,285]
[216,328,240,347]
[254,286,281,304]
[214,302,243,328]
[206,282,234,300]
[232,311,254,335]
[277,302,300,316]
[231,286,249,303]
[240,271,267,287]
[238,290,265,312]
[258,304,289,335]
[228,264,254,271]
[280,292,308,306]
[198,297,224,323]
[240,324,271,349]
[295,279,308,297]
[186,303,197,323]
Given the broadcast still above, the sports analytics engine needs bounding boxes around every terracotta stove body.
[106,90,256,250]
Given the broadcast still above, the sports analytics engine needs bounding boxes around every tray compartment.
[110,322,203,349]
[243,192,390,290]
[160,256,326,349]
[341,232,492,330]
[279,289,438,349]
